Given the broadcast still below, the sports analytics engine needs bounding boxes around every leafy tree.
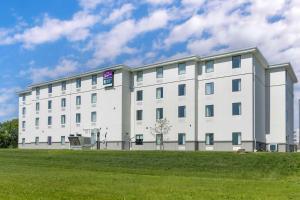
[0,119,18,148]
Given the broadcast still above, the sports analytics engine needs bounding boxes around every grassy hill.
[0,149,299,199]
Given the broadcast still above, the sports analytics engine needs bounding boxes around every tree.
[150,118,172,150]
[0,119,18,148]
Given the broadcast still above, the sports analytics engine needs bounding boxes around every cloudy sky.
[0,0,299,127]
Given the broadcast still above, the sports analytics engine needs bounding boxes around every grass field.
[0,150,300,200]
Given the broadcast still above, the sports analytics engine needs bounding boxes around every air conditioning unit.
[269,144,278,152]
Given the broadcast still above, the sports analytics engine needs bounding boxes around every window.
[22,107,26,116]
[22,95,26,102]
[205,105,214,117]
[61,115,66,125]
[156,134,163,145]
[35,118,39,127]
[232,55,241,68]
[22,138,25,146]
[91,93,97,104]
[232,102,242,115]
[178,133,186,145]
[61,98,66,108]
[178,106,186,118]
[205,60,214,73]
[35,137,39,145]
[135,134,143,145]
[91,112,97,122]
[156,67,163,78]
[76,113,81,123]
[156,108,163,120]
[137,71,143,82]
[76,96,81,106]
[61,81,67,91]
[156,87,163,99]
[61,136,66,145]
[48,116,52,126]
[92,75,97,85]
[178,84,186,96]
[48,84,52,93]
[205,82,214,95]
[36,102,40,111]
[22,121,26,129]
[232,132,241,145]
[205,133,214,145]
[76,78,81,88]
[48,100,52,110]
[136,90,143,101]
[136,110,143,121]
[47,136,52,145]
[232,79,241,92]
[178,63,186,75]
[36,87,40,96]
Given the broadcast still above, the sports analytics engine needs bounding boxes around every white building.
[18,47,298,152]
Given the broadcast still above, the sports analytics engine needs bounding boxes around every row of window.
[33,75,99,96]
[135,79,241,102]
[136,106,186,120]
[135,102,241,121]
[137,84,186,101]
[21,136,66,146]
[21,112,97,129]
[135,55,241,82]
[22,94,98,116]
[21,132,242,147]
[205,103,242,117]
[135,132,242,146]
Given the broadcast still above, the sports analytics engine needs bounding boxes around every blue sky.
[0,0,300,127]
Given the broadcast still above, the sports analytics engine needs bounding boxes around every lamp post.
[97,128,101,150]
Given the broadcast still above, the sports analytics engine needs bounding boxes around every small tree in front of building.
[150,118,172,150]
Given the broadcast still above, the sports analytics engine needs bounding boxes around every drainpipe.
[253,58,257,152]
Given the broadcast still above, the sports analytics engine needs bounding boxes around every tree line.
[0,119,18,148]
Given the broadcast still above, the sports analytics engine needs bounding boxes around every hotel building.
[18,47,297,152]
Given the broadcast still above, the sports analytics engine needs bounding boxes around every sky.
[0,0,300,127]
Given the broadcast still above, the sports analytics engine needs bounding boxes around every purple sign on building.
[103,70,114,87]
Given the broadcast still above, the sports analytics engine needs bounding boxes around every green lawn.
[0,150,300,200]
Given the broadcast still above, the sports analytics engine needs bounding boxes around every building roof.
[268,63,298,83]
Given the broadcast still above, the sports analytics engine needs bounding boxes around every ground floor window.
[35,137,39,145]
[135,134,143,145]
[48,136,52,145]
[156,134,163,145]
[178,133,186,145]
[22,138,25,146]
[91,132,96,145]
[61,136,65,145]
[205,133,214,145]
[232,132,241,145]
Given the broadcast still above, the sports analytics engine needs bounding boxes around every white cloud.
[0,12,99,48]
[103,4,135,24]
[78,0,104,10]
[0,87,20,119]
[146,0,173,5]
[87,9,170,67]
[20,58,79,83]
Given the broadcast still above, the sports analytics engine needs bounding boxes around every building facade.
[18,48,298,152]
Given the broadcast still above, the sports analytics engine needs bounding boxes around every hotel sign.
[103,70,114,87]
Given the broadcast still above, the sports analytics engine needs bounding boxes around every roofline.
[17,64,129,95]
[201,47,255,60]
[30,64,129,88]
[131,55,200,71]
[268,63,298,83]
